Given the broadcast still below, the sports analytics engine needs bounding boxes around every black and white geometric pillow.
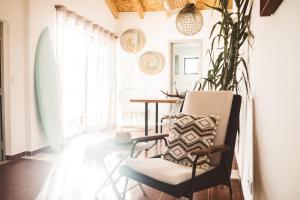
[163,113,219,169]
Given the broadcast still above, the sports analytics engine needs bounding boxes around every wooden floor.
[0,132,244,200]
[0,159,53,200]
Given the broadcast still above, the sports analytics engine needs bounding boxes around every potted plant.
[203,0,253,94]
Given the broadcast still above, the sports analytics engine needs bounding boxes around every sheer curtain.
[56,6,117,139]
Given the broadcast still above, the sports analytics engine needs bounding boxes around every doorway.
[0,21,4,161]
[169,40,203,94]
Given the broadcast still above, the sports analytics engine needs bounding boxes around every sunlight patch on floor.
[35,133,136,200]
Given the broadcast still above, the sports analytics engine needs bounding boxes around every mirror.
[170,40,203,94]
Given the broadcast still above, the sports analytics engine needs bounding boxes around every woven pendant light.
[162,0,187,14]
[176,3,203,36]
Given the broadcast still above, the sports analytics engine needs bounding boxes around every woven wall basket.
[139,51,165,75]
[120,29,145,53]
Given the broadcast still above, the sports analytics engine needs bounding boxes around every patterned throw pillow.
[163,113,219,169]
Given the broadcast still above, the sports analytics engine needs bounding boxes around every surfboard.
[34,27,62,152]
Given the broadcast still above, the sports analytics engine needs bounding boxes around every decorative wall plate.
[139,51,165,75]
[120,29,145,53]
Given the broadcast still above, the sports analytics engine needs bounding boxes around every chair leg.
[160,119,163,133]
[122,178,129,200]
[138,183,146,196]
[158,192,163,200]
[228,183,234,200]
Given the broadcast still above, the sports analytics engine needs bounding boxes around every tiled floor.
[0,130,244,200]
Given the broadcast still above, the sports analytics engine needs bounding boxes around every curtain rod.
[55,5,118,39]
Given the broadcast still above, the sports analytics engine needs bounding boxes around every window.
[56,7,117,139]
[184,57,199,74]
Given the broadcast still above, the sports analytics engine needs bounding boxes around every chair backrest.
[170,99,184,116]
[181,91,236,166]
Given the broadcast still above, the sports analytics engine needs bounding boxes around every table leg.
[121,178,129,200]
[145,102,148,136]
[103,165,122,200]
[95,159,124,199]
[155,102,158,133]
[145,102,159,151]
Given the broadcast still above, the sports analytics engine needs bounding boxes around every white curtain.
[56,7,116,139]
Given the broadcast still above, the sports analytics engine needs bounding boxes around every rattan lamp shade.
[176,3,203,36]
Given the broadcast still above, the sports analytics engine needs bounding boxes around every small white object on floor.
[114,131,132,144]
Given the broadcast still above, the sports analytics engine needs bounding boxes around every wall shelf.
[260,0,283,16]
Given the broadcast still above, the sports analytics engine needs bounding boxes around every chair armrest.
[132,134,169,143]
[190,145,230,191]
[191,145,230,157]
[130,134,169,157]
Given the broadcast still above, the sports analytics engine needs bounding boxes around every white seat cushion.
[125,158,214,185]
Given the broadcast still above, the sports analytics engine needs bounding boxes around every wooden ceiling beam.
[109,0,233,18]
[133,0,144,18]
[105,0,119,19]
[112,0,232,13]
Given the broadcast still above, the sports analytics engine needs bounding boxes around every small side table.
[85,138,147,200]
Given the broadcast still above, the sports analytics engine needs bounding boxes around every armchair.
[120,91,242,200]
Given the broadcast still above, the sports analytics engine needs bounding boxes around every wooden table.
[130,99,178,136]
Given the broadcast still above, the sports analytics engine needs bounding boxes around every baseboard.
[5,146,52,161]
[5,152,26,161]
[25,146,52,156]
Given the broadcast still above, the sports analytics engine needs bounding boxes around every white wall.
[0,0,27,155]
[250,0,300,199]
[0,0,117,155]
